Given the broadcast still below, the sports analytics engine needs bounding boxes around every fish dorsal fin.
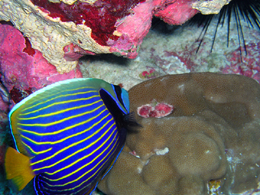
[5,147,35,191]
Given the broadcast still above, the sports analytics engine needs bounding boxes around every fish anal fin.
[5,147,35,191]
[80,183,97,195]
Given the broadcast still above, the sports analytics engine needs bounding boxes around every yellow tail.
[5,147,35,191]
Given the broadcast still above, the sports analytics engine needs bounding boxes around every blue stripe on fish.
[7,78,131,195]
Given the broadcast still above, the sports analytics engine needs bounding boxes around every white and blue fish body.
[5,78,131,195]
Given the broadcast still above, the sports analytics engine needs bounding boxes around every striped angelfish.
[5,78,137,195]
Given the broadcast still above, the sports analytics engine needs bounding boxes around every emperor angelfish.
[5,78,134,195]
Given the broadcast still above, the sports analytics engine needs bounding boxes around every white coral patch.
[162,56,190,75]
[80,0,98,4]
[50,0,98,5]
[155,147,169,155]
[192,0,232,15]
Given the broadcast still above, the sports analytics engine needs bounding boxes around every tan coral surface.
[0,0,110,73]
[98,73,260,195]
[192,0,231,14]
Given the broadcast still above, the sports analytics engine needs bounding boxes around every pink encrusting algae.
[0,23,83,90]
[222,42,260,83]
[139,66,161,79]
[0,23,82,107]
[137,99,174,118]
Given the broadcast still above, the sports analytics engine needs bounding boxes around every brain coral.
[98,73,260,195]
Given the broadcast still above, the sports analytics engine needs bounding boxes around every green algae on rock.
[98,73,260,195]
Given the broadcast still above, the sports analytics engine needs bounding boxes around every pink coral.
[137,99,174,118]
[0,23,82,105]
[109,0,199,58]
[63,43,96,62]
[154,0,199,25]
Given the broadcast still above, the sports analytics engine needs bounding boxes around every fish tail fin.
[5,147,35,191]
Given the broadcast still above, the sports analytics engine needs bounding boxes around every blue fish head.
[120,88,130,113]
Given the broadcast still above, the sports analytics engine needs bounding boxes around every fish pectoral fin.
[5,147,35,191]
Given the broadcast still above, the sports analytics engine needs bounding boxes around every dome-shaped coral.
[98,73,260,195]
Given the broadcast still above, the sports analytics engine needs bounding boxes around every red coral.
[23,37,36,56]
[138,105,153,118]
[31,0,145,46]
[137,100,174,118]
[9,87,33,104]
[155,103,174,115]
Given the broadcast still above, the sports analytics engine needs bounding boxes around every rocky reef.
[0,0,259,194]
[98,73,260,195]
[0,0,226,73]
